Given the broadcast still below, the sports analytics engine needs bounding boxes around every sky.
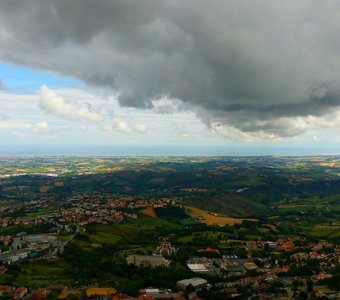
[1,0,340,155]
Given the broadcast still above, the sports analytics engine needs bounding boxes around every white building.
[176,277,208,290]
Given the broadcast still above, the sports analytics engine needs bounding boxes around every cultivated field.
[185,206,254,226]
[140,207,158,219]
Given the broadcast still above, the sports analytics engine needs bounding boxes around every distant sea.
[1,145,340,156]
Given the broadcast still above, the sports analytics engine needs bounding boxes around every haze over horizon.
[1,1,340,154]
[1,144,340,157]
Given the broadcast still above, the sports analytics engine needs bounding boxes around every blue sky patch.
[0,63,82,93]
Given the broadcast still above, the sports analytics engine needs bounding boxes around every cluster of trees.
[62,242,197,296]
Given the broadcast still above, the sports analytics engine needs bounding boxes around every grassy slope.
[183,192,267,217]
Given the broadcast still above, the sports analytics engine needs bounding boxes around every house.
[27,288,48,300]
[282,241,295,250]
[275,239,295,251]
[141,288,174,297]
[281,265,290,273]
[246,241,258,252]
[197,247,220,255]
[0,236,12,246]
[11,287,28,298]
[309,251,327,260]
[243,260,258,271]
[311,271,333,283]
[238,276,260,286]
[145,288,160,295]
[126,255,170,268]
[0,285,13,296]
[153,242,177,256]
[221,258,246,276]
[290,252,309,261]
[264,273,278,283]
[186,263,209,273]
[280,277,295,287]
[176,278,207,290]
[0,250,29,264]
[186,257,219,274]
[312,242,333,251]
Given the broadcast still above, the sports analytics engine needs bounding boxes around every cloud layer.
[1,1,340,138]
[32,121,50,134]
[40,85,104,121]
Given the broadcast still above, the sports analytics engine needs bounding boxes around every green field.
[88,231,121,245]
[26,208,54,217]
[0,199,11,206]
[300,224,340,238]
[0,260,72,288]
[72,215,184,252]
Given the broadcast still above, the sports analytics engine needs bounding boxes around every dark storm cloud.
[0,0,340,137]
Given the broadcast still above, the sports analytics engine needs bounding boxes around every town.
[0,156,340,299]
[0,195,340,299]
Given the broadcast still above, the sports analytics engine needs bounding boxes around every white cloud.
[0,120,31,129]
[181,133,190,139]
[151,98,185,114]
[101,125,113,132]
[116,121,131,134]
[32,121,50,134]
[40,85,105,122]
[12,132,30,140]
[79,125,87,131]
[101,122,147,134]
[5,83,340,146]
[134,123,147,134]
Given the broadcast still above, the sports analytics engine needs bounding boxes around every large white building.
[176,277,208,290]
